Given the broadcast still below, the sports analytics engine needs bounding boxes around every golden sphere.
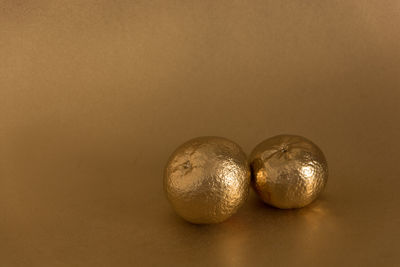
[164,136,251,224]
[250,135,328,209]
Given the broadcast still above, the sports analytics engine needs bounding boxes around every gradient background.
[1,1,399,266]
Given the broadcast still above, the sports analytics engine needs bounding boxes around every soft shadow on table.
[160,189,338,266]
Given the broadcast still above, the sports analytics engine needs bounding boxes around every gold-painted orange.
[250,135,328,209]
[164,137,250,223]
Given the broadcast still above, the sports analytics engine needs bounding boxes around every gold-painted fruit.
[164,136,250,224]
[250,135,328,209]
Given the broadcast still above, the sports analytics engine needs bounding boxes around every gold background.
[1,1,399,266]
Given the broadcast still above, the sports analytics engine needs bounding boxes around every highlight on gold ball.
[249,135,328,209]
[164,136,251,224]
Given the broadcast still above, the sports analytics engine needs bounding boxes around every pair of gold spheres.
[164,135,328,224]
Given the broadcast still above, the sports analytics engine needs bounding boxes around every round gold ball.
[164,136,251,224]
[250,135,328,209]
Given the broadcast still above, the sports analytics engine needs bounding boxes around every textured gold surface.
[164,137,250,224]
[1,1,400,266]
[250,135,328,209]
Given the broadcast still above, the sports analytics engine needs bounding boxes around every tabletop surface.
[1,1,399,266]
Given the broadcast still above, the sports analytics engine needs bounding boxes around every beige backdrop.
[1,1,399,266]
